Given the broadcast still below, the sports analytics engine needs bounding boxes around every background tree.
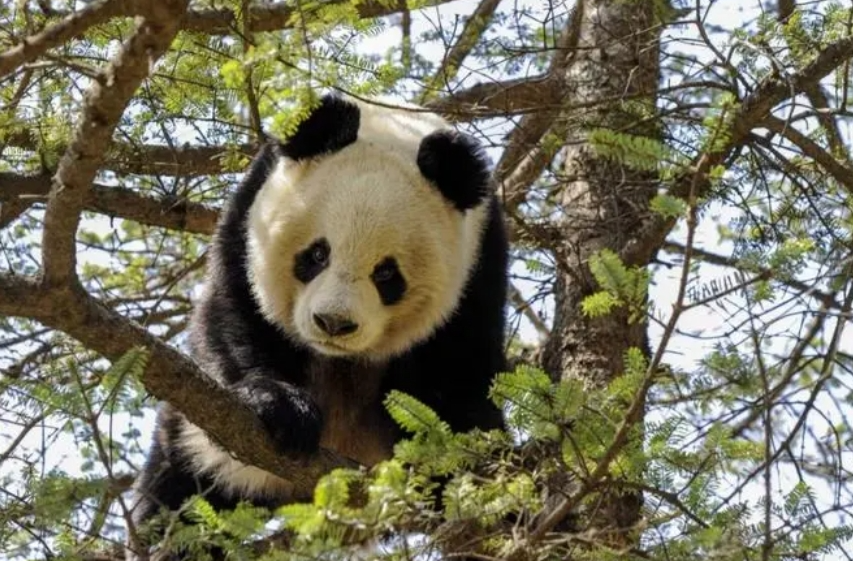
[2,0,853,559]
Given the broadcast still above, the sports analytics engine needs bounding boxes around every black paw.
[232,377,323,457]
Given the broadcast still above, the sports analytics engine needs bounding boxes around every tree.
[2,0,853,559]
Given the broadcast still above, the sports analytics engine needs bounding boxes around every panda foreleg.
[231,375,324,456]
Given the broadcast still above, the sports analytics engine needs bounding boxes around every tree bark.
[541,0,662,544]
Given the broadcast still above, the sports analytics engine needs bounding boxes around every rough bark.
[0,173,218,234]
[541,0,662,544]
[182,0,455,35]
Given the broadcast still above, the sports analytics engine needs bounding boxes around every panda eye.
[371,257,406,306]
[372,260,397,283]
[294,238,330,284]
[311,243,329,266]
[373,266,394,282]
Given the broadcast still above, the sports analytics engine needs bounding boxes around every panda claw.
[232,376,323,458]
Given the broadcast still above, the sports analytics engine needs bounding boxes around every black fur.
[233,376,324,455]
[372,257,406,306]
[129,100,509,559]
[294,238,331,284]
[417,130,492,211]
[279,94,360,161]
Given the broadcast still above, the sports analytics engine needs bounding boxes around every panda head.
[246,95,494,360]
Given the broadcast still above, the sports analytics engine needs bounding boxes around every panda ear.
[279,94,360,161]
[417,130,492,211]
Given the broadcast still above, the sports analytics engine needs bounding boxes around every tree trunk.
[541,0,663,544]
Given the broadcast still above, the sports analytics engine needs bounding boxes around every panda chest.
[306,359,397,467]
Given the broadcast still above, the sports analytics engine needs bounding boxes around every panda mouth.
[310,339,355,356]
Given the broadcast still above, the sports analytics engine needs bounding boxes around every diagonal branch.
[0,274,354,499]
[494,0,585,212]
[777,0,849,157]
[41,0,190,286]
[621,32,853,268]
[762,115,853,195]
[424,74,561,120]
[0,0,148,80]
[419,0,502,102]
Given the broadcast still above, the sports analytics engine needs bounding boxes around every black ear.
[417,130,492,211]
[279,94,360,160]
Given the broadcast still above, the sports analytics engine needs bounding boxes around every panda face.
[246,142,488,360]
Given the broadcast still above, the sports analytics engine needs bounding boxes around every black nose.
[313,313,359,337]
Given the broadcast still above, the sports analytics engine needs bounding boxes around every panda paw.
[232,377,323,457]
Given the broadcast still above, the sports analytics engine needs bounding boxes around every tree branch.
[509,283,549,341]
[663,241,844,311]
[182,0,457,35]
[494,0,584,212]
[424,74,562,120]
[0,274,355,499]
[40,0,191,286]
[762,115,853,194]
[0,0,461,76]
[3,130,256,177]
[419,0,502,102]
[0,172,218,235]
[621,32,853,267]
[0,0,148,80]
[777,0,849,157]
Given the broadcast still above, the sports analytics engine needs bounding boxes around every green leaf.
[384,390,451,436]
[582,291,621,318]
[650,193,688,218]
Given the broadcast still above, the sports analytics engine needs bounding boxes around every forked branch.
[621,32,853,267]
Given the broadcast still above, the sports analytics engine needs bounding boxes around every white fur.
[176,416,295,499]
[246,99,489,359]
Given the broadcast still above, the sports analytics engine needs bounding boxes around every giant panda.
[127,94,509,557]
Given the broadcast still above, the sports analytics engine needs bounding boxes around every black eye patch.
[371,257,406,306]
[294,238,330,283]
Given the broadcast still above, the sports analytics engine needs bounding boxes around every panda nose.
[313,313,359,337]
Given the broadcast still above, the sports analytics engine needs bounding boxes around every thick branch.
[0,274,354,499]
[3,130,255,177]
[0,0,147,79]
[424,75,562,120]
[182,0,456,35]
[0,172,218,235]
[1,0,460,76]
[621,33,853,267]
[40,0,191,285]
